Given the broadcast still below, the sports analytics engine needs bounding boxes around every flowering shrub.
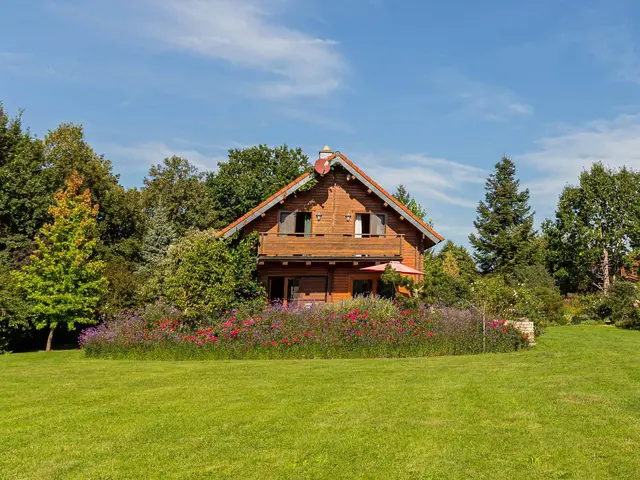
[81,299,529,360]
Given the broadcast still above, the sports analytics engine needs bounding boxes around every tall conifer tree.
[469,156,535,273]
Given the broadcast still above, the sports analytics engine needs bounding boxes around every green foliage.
[607,281,640,330]
[419,241,478,306]
[161,230,266,320]
[12,172,108,349]
[0,106,49,260]
[509,264,557,289]
[470,275,516,319]
[99,259,144,318]
[141,203,176,267]
[142,156,213,235]
[393,184,432,225]
[469,156,536,273]
[45,124,145,259]
[469,267,561,331]
[207,145,311,228]
[543,163,640,294]
[0,262,29,352]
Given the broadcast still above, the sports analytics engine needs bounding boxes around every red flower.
[427,332,435,337]
[231,329,239,336]
[293,338,300,343]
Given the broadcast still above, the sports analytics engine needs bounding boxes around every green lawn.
[1,327,639,479]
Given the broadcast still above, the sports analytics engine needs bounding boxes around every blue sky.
[3,0,640,246]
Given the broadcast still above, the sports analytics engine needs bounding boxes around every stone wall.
[507,319,535,344]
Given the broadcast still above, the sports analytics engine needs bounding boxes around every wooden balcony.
[258,233,403,260]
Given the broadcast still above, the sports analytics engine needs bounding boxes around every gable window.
[279,211,312,237]
[355,213,386,238]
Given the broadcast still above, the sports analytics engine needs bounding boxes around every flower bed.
[81,299,529,360]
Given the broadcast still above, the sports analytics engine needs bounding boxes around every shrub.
[507,265,563,328]
[160,230,266,320]
[607,281,640,330]
[80,298,529,360]
[0,263,29,353]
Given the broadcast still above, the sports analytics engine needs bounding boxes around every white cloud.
[132,0,346,98]
[277,106,354,133]
[105,141,228,172]
[429,68,533,121]
[356,152,486,209]
[521,113,640,208]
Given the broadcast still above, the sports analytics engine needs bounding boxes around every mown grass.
[1,326,639,479]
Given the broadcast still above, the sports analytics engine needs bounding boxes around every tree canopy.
[142,156,214,235]
[207,145,311,228]
[543,163,640,294]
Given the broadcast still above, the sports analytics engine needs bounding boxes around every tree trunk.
[45,326,55,352]
[603,248,610,294]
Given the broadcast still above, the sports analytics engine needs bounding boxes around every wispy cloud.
[356,152,486,208]
[126,0,347,98]
[428,68,533,121]
[277,106,354,133]
[104,141,228,173]
[522,113,640,209]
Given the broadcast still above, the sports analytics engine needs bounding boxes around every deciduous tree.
[0,106,49,262]
[12,172,107,351]
[543,163,640,293]
[207,145,311,228]
[142,156,213,234]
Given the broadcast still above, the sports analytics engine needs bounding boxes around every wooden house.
[216,147,444,305]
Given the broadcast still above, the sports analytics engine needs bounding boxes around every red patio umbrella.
[360,261,423,275]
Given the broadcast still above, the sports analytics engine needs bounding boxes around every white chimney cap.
[319,145,333,159]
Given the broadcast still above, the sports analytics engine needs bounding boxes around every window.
[352,279,374,297]
[355,213,386,238]
[279,211,312,237]
[295,212,312,236]
[268,276,328,304]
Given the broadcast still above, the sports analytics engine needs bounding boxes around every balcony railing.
[258,233,403,259]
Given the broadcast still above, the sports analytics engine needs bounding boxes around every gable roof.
[216,152,444,244]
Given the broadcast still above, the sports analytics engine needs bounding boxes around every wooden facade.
[217,152,443,305]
